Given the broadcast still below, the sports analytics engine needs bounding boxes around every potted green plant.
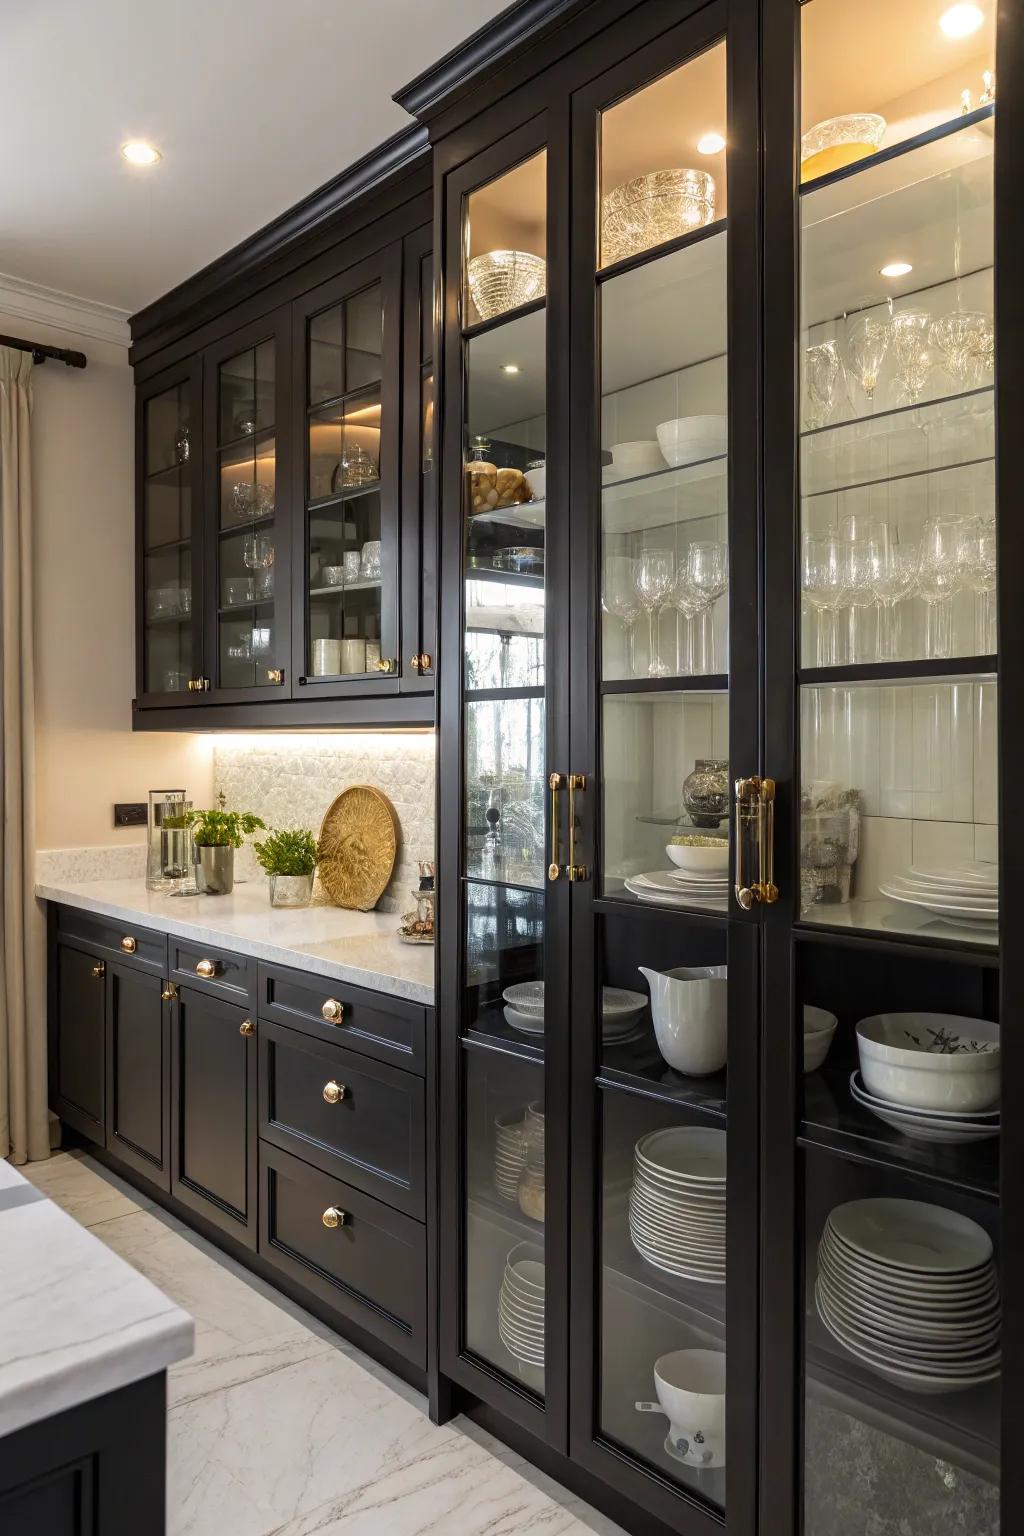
[185,808,265,895]
[253,827,319,908]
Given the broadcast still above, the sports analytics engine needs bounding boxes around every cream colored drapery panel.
[0,346,48,1164]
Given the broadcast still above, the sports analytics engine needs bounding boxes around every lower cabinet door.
[259,1141,426,1367]
[171,986,257,1248]
[53,943,107,1144]
[105,962,170,1190]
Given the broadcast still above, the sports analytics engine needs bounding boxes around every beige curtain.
[0,346,48,1164]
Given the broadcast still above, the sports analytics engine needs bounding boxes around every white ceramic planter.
[639,965,728,1075]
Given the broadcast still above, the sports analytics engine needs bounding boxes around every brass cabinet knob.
[322,1079,346,1104]
[91,961,106,979]
[322,1206,347,1229]
[239,1018,255,1037]
[266,668,284,685]
[374,657,396,675]
[161,984,177,1002]
[195,958,218,979]
[120,935,137,954]
[321,998,344,1024]
[410,653,432,673]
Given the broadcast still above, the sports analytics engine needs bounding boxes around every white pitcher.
[638,965,728,1075]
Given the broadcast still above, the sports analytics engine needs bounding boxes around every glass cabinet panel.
[305,282,385,681]
[141,380,194,695]
[215,339,281,688]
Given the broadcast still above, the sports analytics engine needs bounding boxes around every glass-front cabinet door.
[291,248,401,696]
[203,310,292,699]
[136,358,203,701]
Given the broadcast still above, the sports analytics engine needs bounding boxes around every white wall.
[0,293,212,853]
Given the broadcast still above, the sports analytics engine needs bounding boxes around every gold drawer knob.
[91,961,106,979]
[322,1080,346,1105]
[239,1018,255,1037]
[120,935,137,954]
[161,984,177,1002]
[322,1206,347,1229]
[195,958,218,979]
[374,657,396,674]
[321,998,344,1024]
[409,653,432,673]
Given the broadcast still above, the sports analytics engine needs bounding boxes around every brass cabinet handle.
[91,961,106,979]
[266,668,284,685]
[548,772,566,881]
[321,998,344,1024]
[161,983,177,1002]
[734,776,778,910]
[188,677,211,692]
[120,935,137,954]
[375,657,397,675]
[195,958,218,979]
[410,653,432,673]
[322,1079,346,1104]
[567,773,589,882]
[322,1206,347,1229]
[239,1018,255,1037]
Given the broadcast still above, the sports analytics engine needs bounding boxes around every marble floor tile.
[21,1148,153,1227]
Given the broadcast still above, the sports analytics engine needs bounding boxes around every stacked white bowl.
[503,981,645,1042]
[655,414,728,468]
[493,1109,527,1202]
[628,1127,726,1284]
[854,1013,1000,1144]
[803,1005,838,1073]
[816,1198,1000,1395]
[498,1242,545,1369]
[879,861,998,931]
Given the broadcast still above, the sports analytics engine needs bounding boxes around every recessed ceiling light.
[880,260,914,278]
[697,132,725,155]
[500,363,520,374]
[939,4,984,39]
[121,140,161,166]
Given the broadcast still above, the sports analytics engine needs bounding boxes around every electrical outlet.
[114,802,147,828]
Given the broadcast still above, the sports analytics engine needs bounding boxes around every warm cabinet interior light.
[880,261,914,277]
[697,132,725,155]
[939,4,984,38]
[122,140,161,165]
[500,363,520,374]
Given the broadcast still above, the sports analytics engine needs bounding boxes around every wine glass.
[929,310,994,390]
[867,529,918,661]
[917,516,966,659]
[633,549,675,678]
[804,340,845,430]
[960,520,997,655]
[889,311,932,404]
[671,565,701,677]
[687,540,729,673]
[840,515,885,664]
[845,315,890,407]
[602,554,641,677]
[802,534,851,666]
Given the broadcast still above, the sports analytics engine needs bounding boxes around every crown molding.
[0,272,131,348]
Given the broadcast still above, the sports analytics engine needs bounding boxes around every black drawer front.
[57,907,166,978]
[259,1142,425,1367]
[259,1020,424,1219]
[170,938,255,1007]
[258,962,426,1074]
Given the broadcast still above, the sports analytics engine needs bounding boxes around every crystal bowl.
[467,250,546,322]
[601,169,716,266]
[800,114,886,182]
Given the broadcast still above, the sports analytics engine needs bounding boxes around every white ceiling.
[0,0,511,315]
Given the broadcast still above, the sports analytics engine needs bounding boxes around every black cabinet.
[170,985,258,1248]
[105,962,170,1192]
[52,942,106,1144]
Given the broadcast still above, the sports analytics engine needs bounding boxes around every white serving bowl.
[665,840,729,875]
[656,415,728,468]
[803,1005,838,1073]
[608,439,666,478]
[640,1349,726,1468]
[856,1013,999,1112]
[639,966,727,1075]
[524,464,546,501]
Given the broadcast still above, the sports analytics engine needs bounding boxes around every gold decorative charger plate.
[318,786,398,910]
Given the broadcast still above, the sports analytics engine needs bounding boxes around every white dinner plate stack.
[503,982,646,1042]
[880,862,998,931]
[849,1070,1000,1145]
[493,1109,528,1201]
[628,1127,727,1285]
[624,869,728,913]
[816,1198,1001,1395]
[498,1243,545,1369]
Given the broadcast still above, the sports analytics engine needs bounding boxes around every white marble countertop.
[35,877,435,1006]
[0,1161,193,1438]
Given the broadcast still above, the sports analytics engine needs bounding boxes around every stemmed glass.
[846,315,890,408]
[602,554,641,677]
[670,564,701,677]
[867,530,918,661]
[917,516,965,659]
[929,311,994,390]
[804,340,845,430]
[687,540,729,673]
[802,534,851,666]
[841,516,885,664]
[960,520,997,655]
[633,549,675,678]
[889,311,932,404]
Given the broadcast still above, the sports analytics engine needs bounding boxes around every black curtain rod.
[0,332,87,369]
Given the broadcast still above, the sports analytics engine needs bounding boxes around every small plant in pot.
[186,808,265,895]
[253,827,319,909]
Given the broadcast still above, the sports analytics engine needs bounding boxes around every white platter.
[826,1199,993,1273]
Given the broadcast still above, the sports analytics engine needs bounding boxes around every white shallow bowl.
[665,841,729,874]
[850,1072,1000,1144]
[607,439,666,478]
[803,1006,838,1073]
[504,1005,544,1035]
[656,415,728,467]
[856,1013,1000,1113]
